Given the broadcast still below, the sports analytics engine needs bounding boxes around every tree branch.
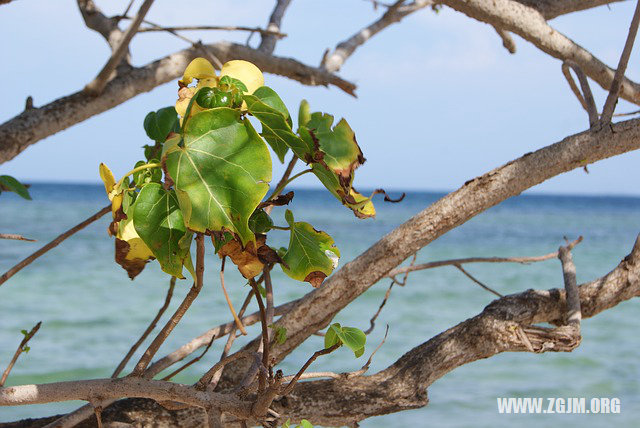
[130,234,206,377]
[0,42,355,164]
[112,277,176,377]
[322,0,432,73]
[217,118,640,388]
[0,205,111,287]
[259,0,293,54]
[440,0,640,106]
[269,235,640,426]
[84,0,155,96]
[0,322,41,387]
[599,0,640,124]
[0,233,35,242]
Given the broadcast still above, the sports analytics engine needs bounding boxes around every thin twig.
[562,61,598,127]
[112,277,176,377]
[600,0,640,125]
[280,343,340,395]
[85,0,155,95]
[210,290,254,389]
[0,205,111,286]
[161,334,215,381]
[0,233,35,242]
[264,267,275,341]
[138,25,286,38]
[220,257,248,335]
[454,264,503,298]
[130,233,206,377]
[265,155,297,215]
[387,237,583,278]
[196,350,256,390]
[93,405,103,428]
[0,321,41,387]
[249,278,270,392]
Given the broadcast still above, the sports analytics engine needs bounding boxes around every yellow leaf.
[99,163,115,195]
[220,60,264,95]
[115,217,154,279]
[180,57,216,86]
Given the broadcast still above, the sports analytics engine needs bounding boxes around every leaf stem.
[115,163,161,190]
[265,168,312,203]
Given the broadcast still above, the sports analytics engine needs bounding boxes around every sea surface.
[1,184,639,427]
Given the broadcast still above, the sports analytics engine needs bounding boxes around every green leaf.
[20,329,28,336]
[282,419,291,428]
[133,183,194,279]
[133,160,162,187]
[281,210,340,287]
[297,109,374,218]
[334,326,366,358]
[0,175,31,200]
[270,324,287,345]
[144,107,179,143]
[324,323,341,349]
[298,420,314,428]
[244,88,311,163]
[22,346,30,353]
[219,75,248,93]
[163,108,272,246]
[298,99,311,130]
[248,209,273,234]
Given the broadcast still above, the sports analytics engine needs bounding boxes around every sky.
[1,0,639,195]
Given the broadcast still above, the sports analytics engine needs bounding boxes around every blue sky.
[1,0,638,195]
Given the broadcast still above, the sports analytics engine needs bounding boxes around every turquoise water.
[1,184,639,427]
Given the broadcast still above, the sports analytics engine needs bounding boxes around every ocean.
[1,184,639,427]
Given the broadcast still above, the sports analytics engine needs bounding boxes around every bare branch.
[561,61,598,127]
[249,279,270,392]
[0,233,35,242]
[558,243,582,327]
[196,350,257,390]
[161,334,215,381]
[599,0,640,124]
[0,205,111,287]
[130,234,206,377]
[271,236,640,426]
[76,0,126,58]
[0,43,355,165]
[322,0,432,72]
[441,0,640,106]
[493,25,517,53]
[219,257,248,335]
[453,264,503,297]
[219,119,639,389]
[515,0,626,20]
[137,25,286,38]
[84,0,155,96]
[0,321,41,387]
[259,0,293,54]
[280,343,341,396]
[112,277,176,377]
[387,236,583,277]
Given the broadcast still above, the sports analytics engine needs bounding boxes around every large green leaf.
[244,88,312,163]
[133,183,194,279]
[281,209,340,287]
[144,107,179,143]
[0,175,31,200]
[163,107,271,246]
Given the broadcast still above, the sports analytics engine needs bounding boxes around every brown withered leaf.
[218,235,266,279]
[304,271,327,288]
[115,239,152,280]
[258,191,294,209]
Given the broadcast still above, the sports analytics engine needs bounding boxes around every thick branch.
[219,118,640,387]
[515,0,627,20]
[0,43,355,164]
[441,0,640,105]
[270,235,640,426]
